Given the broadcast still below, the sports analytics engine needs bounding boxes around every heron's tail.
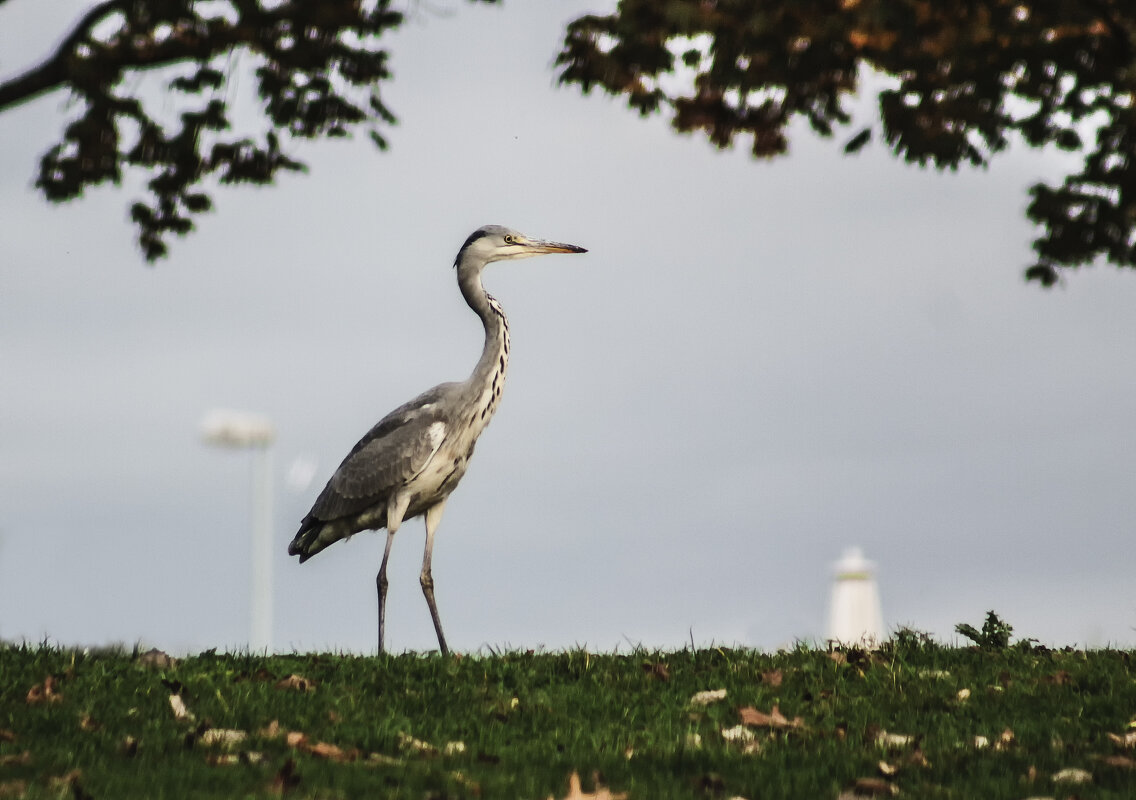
[288,518,343,563]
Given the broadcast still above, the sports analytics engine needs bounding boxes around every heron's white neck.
[457,267,510,431]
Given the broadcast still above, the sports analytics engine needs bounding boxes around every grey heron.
[288,225,587,655]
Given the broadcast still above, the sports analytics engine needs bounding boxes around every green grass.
[2,632,1135,799]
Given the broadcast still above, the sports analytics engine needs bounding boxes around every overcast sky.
[3,1,1135,655]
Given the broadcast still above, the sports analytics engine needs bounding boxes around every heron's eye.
[503,235,515,244]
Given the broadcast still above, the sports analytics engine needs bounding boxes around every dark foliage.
[0,0,496,260]
[555,0,1136,285]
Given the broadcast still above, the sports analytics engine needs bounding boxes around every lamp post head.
[200,409,276,449]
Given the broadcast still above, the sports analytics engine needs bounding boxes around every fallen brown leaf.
[366,752,403,767]
[79,714,102,732]
[1052,766,1092,784]
[168,693,194,721]
[200,728,248,749]
[398,732,438,755]
[548,771,628,800]
[260,720,282,739]
[136,648,178,670]
[0,730,15,743]
[0,780,27,798]
[878,760,899,776]
[26,676,62,705]
[996,727,1015,751]
[689,688,728,706]
[304,741,357,762]
[1108,731,1136,748]
[641,661,670,681]
[738,704,804,730]
[285,731,307,748]
[761,669,783,687]
[1098,754,1136,769]
[851,777,898,796]
[275,674,317,692]
[48,770,92,800]
[0,752,31,767]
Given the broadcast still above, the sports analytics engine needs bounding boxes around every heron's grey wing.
[306,412,448,523]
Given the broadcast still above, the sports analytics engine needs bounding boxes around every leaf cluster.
[556,0,1136,285]
[1,0,473,260]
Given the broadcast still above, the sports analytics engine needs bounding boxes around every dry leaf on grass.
[398,732,438,755]
[26,676,62,705]
[200,728,248,749]
[738,704,804,730]
[305,740,357,762]
[720,725,761,755]
[282,730,357,762]
[136,648,178,670]
[1108,731,1136,748]
[48,770,92,800]
[1097,754,1136,769]
[878,760,899,776]
[548,771,628,800]
[0,780,27,798]
[168,693,194,721]
[0,752,31,767]
[260,720,281,739]
[275,674,317,692]
[1052,767,1092,784]
[875,730,915,749]
[689,689,727,707]
[0,730,16,743]
[761,669,783,687]
[79,714,102,732]
[366,752,403,767]
[842,777,898,797]
[641,662,670,681]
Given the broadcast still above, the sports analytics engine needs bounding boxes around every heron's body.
[288,225,586,655]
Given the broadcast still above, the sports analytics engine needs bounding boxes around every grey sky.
[3,1,1135,654]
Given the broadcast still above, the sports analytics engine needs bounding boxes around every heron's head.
[454,225,587,269]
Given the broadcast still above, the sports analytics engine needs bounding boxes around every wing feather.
[303,388,453,523]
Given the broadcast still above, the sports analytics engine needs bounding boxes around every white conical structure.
[826,547,884,645]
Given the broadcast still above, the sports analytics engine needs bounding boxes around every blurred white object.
[285,456,319,493]
[201,409,275,652]
[200,409,276,447]
[826,547,884,645]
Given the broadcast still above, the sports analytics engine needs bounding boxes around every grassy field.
[2,624,1135,799]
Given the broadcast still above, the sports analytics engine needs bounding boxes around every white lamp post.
[201,409,276,653]
[826,547,885,646]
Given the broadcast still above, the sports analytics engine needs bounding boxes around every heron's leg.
[377,529,396,654]
[378,493,411,654]
[421,499,449,656]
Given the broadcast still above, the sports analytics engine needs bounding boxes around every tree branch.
[0,0,126,112]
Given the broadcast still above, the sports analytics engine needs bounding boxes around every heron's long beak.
[525,238,587,255]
